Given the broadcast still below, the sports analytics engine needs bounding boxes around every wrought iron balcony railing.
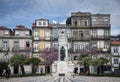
[12,47,31,52]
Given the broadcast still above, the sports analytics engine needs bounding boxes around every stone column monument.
[52,30,75,76]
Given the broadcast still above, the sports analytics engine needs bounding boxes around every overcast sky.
[0,0,120,35]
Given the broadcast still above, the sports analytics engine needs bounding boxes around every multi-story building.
[0,26,12,62]
[66,12,111,62]
[32,11,111,73]
[111,36,120,73]
[66,12,111,73]
[32,18,52,73]
[0,11,111,74]
[66,12,91,61]
[0,25,32,74]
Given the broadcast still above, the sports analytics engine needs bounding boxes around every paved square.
[0,76,120,82]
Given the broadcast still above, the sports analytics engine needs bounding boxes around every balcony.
[34,36,40,40]
[0,47,9,52]
[52,37,58,41]
[72,37,90,41]
[91,36,110,40]
[33,48,45,53]
[91,48,110,53]
[71,49,90,53]
[111,52,120,56]
[92,24,110,28]
[12,47,31,52]
[34,36,51,40]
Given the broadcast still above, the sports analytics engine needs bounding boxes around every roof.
[14,25,30,30]
[111,41,120,45]
[0,26,11,30]
[35,18,48,21]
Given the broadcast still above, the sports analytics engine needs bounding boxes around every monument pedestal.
[52,30,75,76]
[52,61,75,76]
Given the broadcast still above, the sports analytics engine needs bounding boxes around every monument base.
[52,61,75,76]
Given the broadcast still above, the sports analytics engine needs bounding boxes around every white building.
[111,41,120,72]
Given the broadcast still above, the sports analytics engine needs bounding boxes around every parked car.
[103,71,113,74]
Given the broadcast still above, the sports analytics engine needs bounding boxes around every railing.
[91,36,110,39]
[12,47,31,52]
[34,36,51,40]
[71,49,91,53]
[0,47,9,52]
[91,22,110,27]
[92,48,110,53]
[70,48,110,53]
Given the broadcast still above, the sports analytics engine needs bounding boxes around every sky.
[0,0,120,35]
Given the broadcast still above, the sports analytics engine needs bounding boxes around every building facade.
[0,25,32,74]
[111,36,120,73]
[0,11,112,74]
[32,11,111,73]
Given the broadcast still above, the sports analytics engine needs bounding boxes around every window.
[4,30,9,36]
[79,31,83,39]
[80,20,84,26]
[74,43,78,52]
[74,20,77,26]
[113,47,118,53]
[34,31,39,38]
[104,30,109,37]
[26,41,30,47]
[53,43,58,48]
[73,31,78,39]
[25,31,29,36]
[85,20,89,26]
[114,58,119,64]
[54,30,58,38]
[3,41,8,50]
[85,31,89,39]
[34,43,39,51]
[66,31,70,38]
[43,22,46,25]
[92,30,97,38]
[14,41,19,50]
[45,30,50,39]
[45,42,50,48]
[15,31,19,36]
[39,22,41,25]
[97,29,104,38]
[74,56,78,60]
[80,43,83,51]
[104,42,109,49]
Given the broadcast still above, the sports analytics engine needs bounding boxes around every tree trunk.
[32,65,35,74]
[32,65,38,74]
[101,65,104,75]
[87,65,90,75]
[20,65,25,75]
[97,66,100,75]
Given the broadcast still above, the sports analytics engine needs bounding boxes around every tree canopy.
[41,47,58,65]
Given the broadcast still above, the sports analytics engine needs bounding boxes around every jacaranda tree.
[41,47,58,65]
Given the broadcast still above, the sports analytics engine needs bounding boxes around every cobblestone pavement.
[0,76,120,82]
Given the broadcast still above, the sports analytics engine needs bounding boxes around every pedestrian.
[5,67,11,79]
[40,68,43,74]
[2,69,6,78]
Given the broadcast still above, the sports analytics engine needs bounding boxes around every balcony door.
[3,41,8,50]
[26,41,30,47]
[14,41,19,50]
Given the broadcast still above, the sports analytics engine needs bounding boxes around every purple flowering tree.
[41,47,58,65]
